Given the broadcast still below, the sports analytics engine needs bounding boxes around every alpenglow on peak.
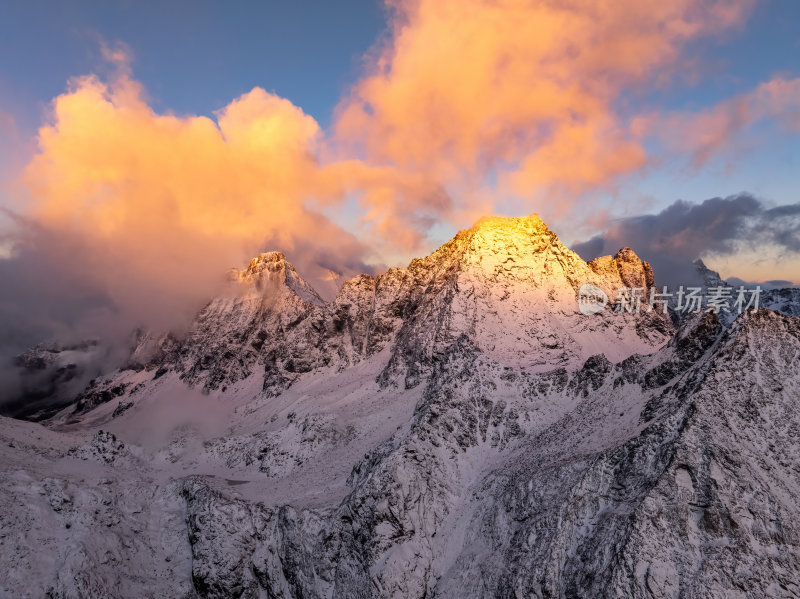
[423,213,583,276]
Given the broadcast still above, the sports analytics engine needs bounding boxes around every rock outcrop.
[1,215,798,599]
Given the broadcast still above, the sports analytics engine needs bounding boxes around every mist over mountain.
[571,194,800,289]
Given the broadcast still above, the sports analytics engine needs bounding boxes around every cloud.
[333,0,755,224]
[642,76,800,167]
[571,194,800,286]
[16,73,377,332]
[727,277,794,290]
[99,39,134,70]
[0,69,388,410]
[0,64,414,408]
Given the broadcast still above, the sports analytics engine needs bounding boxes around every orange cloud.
[334,0,754,222]
[99,39,133,68]
[650,76,800,167]
[18,73,371,331]
[3,0,768,342]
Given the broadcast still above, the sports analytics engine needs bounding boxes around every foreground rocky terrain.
[1,215,798,598]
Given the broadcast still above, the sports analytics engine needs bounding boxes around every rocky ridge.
[79,214,672,409]
[0,214,798,599]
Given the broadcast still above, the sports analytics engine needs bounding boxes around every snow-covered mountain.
[1,214,798,599]
[668,258,800,327]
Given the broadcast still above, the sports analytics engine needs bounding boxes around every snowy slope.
[63,215,673,412]
[1,215,799,599]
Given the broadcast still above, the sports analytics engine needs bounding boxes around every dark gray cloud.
[571,193,800,287]
[0,229,113,414]
[727,278,793,290]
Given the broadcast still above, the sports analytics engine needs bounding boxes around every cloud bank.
[0,72,376,404]
[641,76,800,168]
[572,194,800,287]
[334,0,755,224]
[10,73,379,326]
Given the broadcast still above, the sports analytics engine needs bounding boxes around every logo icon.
[577,283,608,315]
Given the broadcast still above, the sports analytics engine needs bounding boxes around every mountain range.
[1,214,798,598]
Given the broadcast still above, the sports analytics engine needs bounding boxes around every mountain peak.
[613,246,642,262]
[233,251,325,306]
[247,251,288,268]
[587,246,655,293]
[693,258,727,288]
[469,213,547,233]
[462,214,550,248]
[424,213,598,289]
[236,251,292,282]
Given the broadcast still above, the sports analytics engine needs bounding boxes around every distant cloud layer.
[572,194,800,286]
[641,76,800,168]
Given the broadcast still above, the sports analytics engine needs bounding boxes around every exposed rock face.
[1,215,799,599]
[168,309,800,599]
[439,309,800,598]
[110,215,673,401]
[138,251,329,393]
[762,286,800,317]
[692,258,727,288]
[588,245,657,291]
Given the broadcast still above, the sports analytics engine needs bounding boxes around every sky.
[0,1,385,133]
[0,0,799,365]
